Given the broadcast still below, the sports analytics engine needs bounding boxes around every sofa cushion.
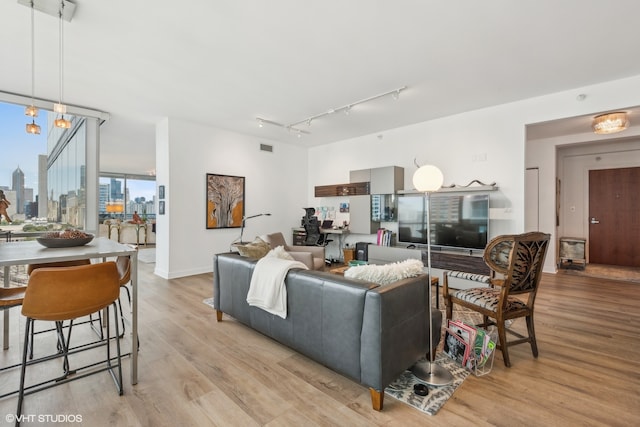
[344,258,424,285]
[265,245,295,261]
[236,237,271,259]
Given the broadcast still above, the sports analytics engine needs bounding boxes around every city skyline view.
[1,101,156,206]
[0,102,46,193]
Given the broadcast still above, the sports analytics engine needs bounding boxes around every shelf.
[399,184,498,194]
[314,181,369,197]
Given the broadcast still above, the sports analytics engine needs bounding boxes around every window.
[99,174,156,222]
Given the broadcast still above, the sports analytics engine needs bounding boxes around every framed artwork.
[159,201,165,215]
[206,173,245,229]
[158,185,165,200]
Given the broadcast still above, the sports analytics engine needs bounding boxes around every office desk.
[1,237,139,385]
[322,228,349,251]
[292,227,350,259]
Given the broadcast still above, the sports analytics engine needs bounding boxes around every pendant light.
[25,0,41,135]
[54,0,71,129]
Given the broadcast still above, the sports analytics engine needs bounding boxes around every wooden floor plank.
[0,256,639,426]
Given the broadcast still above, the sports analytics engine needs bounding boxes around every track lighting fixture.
[256,86,407,138]
[255,117,310,136]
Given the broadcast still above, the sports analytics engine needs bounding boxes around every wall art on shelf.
[158,185,165,200]
[206,173,245,229]
[159,201,165,215]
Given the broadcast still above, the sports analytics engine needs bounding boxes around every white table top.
[0,237,137,267]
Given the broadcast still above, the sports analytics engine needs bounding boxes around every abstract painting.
[206,174,244,229]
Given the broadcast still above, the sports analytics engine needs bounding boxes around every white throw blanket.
[246,257,308,319]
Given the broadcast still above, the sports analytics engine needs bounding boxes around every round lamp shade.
[413,165,444,193]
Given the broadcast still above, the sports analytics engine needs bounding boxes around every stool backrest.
[23,262,120,321]
[27,259,91,275]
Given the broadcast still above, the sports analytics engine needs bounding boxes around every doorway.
[588,167,640,267]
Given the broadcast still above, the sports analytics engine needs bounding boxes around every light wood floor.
[1,260,639,426]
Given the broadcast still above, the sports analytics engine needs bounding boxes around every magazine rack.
[444,321,497,377]
[470,326,497,377]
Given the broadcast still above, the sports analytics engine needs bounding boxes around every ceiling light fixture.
[592,112,629,134]
[255,86,407,138]
[25,0,41,135]
[54,0,70,129]
[288,86,407,128]
[255,117,310,135]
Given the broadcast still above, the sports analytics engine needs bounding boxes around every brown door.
[588,167,640,267]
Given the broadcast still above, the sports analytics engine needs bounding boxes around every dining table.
[0,237,139,385]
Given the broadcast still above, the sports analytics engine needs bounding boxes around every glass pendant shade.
[54,116,71,129]
[25,105,39,117]
[26,120,41,134]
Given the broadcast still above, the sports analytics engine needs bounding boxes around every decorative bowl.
[36,234,94,248]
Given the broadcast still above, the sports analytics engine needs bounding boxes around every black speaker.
[355,242,369,261]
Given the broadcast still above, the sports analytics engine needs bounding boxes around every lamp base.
[410,360,454,386]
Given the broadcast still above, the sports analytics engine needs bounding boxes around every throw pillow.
[265,245,295,261]
[236,237,271,259]
[344,258,424,285]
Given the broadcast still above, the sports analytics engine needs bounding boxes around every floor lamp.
[238,213,271,244]
[410,165,454,386]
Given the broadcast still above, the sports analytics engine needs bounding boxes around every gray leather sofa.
[213,252,442,410]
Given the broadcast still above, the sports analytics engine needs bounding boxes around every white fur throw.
[265,245,295,261]
[344,259,425,285]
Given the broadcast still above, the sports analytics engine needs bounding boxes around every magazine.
[443,328,470,365]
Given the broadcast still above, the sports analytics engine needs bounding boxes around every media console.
[368,244,488,275]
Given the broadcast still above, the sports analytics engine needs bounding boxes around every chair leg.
[445,298,453,320]
[61,320,73,376]
[497,320,511,368]
[116,297,126,337]
[17,319,34,423]
[526,313,538,358]
[107,303,124,395]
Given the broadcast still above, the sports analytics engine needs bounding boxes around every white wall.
[310,75,640,273]
[155,117,308,279]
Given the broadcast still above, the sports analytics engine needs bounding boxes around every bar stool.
[26,259,96,358]
[0,286,27,357]
[16,262,123,424]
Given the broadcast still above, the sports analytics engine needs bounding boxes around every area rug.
[203,297,214,308]
[385,354,470,415]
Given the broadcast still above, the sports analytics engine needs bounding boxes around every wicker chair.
[443,232,550,367]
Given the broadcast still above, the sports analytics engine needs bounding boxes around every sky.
[0,102,47,193]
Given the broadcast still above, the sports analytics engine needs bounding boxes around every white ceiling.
[3,0,640,172]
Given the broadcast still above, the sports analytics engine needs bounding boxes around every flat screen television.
[397,192,489,250]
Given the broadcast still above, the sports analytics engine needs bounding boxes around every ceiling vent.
[260,143,273,153]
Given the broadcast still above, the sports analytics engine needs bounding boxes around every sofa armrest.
[360,274,440,391]
[286,245,325,270]
[286,245,325,258]
[287,251,314,270]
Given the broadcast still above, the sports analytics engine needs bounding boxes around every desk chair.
[303,221,333,247]
[16,262,123,422]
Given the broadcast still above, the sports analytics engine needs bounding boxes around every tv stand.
[367,245,488,275]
